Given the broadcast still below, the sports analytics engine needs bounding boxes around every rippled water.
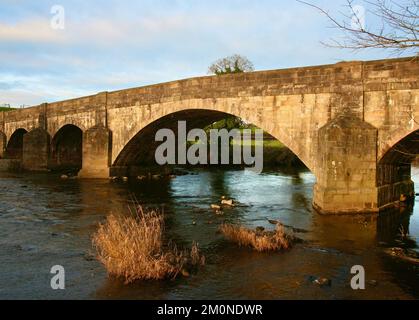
[0,167,418,300]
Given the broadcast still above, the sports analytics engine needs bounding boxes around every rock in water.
[221,199,234,206]
[211,204,221,210]
[61,174,69,179]
[312,277,332,287]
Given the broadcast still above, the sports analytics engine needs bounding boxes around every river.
[0,166,418,299]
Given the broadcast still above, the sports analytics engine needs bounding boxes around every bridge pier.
[313,114,380,214]
[78,125,111,178]
[22,128,50,171]
[0,131,5,158]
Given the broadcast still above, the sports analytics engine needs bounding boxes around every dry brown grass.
[220,224,293,252]
[92,206,204,283]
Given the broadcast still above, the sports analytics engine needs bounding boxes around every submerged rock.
[61,174,69,179]
[313,277,332,287]
[367,280,378,287]
[256,226,265,233]
[83,253,96,262]
[181,269,190,277]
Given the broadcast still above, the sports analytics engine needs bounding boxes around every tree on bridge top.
[208,54,254,75]
[299,0,418,55]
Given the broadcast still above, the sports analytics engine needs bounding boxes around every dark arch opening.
[50,124,83,172]
[377,130,419,208]
[6,128,27,159]
[112,109,306,177]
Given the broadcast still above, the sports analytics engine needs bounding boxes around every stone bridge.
[0,56,418,214]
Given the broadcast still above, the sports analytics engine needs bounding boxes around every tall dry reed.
[220,224,293,252]
[92,206,204,283]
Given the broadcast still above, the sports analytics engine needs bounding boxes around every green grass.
[231,139,285,149]
[0,107,16,112]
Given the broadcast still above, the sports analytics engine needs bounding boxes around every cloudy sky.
[0,0,413,106]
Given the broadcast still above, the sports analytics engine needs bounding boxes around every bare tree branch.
[298,0,418,54]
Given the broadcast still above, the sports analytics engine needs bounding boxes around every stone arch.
[48,119,89,139]
[110,101,315,173]
[50,124,83,171]
[377,129,419,208]
[378,124,419,162]
[112,108,313,174]
[6,128,27,159]
[378,130,419,164]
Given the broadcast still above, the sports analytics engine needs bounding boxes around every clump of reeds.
[92,206,204,283]
[220,223,293,252]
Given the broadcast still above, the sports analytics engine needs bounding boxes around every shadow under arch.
[50,124,83,172]
[6,128,27,159]
[111,109,311,176]
[377,129,419,208]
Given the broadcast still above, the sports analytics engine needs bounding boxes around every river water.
[0,166,418,300]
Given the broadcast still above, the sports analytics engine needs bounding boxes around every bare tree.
[208,54,254,75]
[298,0,418,54]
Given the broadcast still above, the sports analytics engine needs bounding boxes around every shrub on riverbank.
[92,207,204,283]
[220,224,293,252]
